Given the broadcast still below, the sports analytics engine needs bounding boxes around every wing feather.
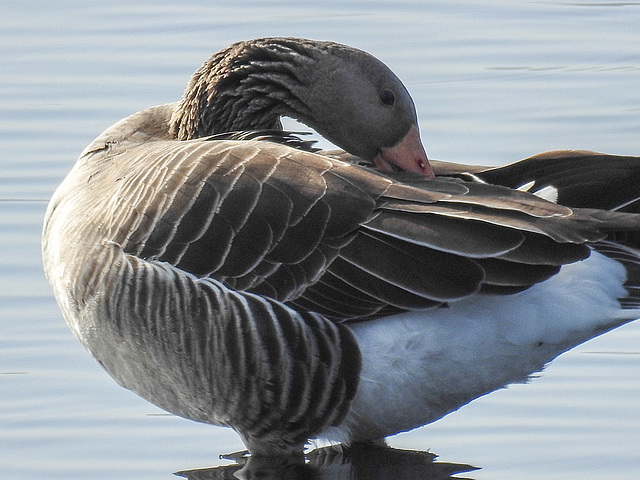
[102,138,640,323]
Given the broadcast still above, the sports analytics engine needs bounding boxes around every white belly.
[321,250,637,443]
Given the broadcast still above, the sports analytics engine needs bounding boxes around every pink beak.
[373,124,434,178]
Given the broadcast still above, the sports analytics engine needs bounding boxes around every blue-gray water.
[2,1,640,479]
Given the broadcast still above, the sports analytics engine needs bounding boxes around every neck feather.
[170,39,319,140]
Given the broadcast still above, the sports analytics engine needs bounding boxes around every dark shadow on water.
[175,444,479,480]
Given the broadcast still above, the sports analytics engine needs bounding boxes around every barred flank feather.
[98,255,361,454]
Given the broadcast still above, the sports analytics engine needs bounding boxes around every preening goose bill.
[42,37,640,457]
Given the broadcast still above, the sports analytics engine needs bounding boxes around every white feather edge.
[517,181,559,203]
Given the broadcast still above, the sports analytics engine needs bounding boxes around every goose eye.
[379,89,395,106]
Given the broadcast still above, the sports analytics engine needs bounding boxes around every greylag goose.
[42,37,640,457]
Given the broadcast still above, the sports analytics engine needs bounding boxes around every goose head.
[169,37,433,177]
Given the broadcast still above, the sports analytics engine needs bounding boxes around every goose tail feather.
[593,241,640,314]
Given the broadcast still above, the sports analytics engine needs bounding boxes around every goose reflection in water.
[176,445,478,480]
